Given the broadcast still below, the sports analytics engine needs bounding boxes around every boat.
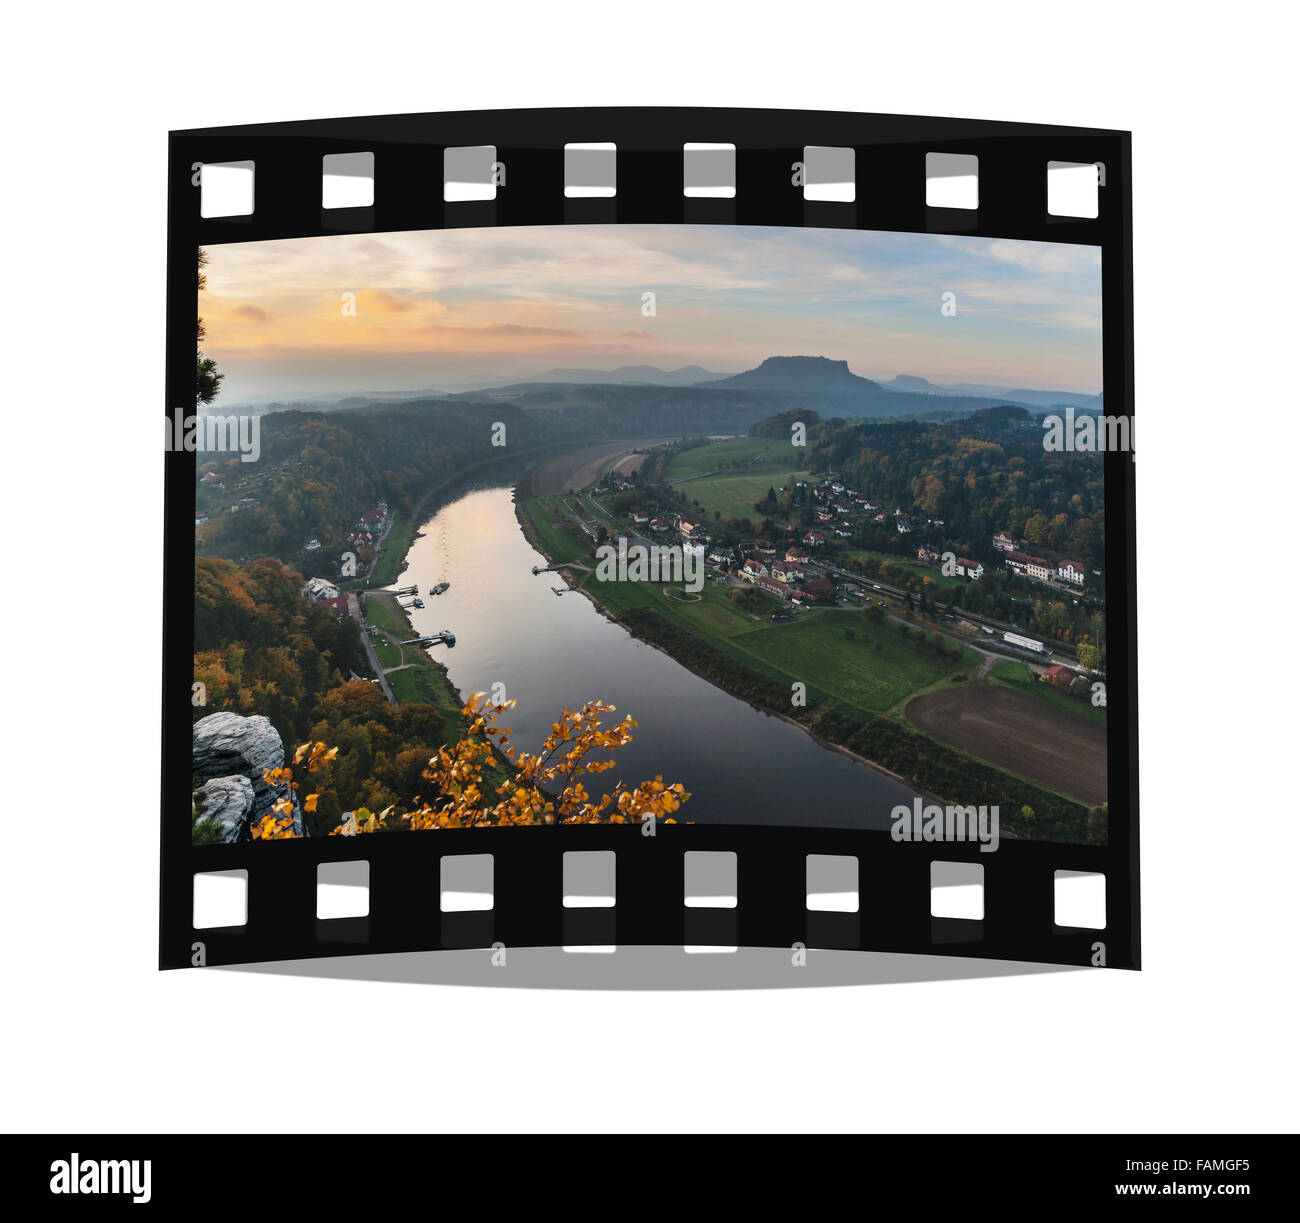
[430,582,450,596]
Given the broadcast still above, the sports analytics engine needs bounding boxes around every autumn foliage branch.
[250,696,689,839]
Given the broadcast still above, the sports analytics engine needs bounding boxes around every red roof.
[319,596,349,615]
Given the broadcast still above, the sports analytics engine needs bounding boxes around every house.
[629,507,650,525]
[872,513,886,524]
[992,532,1018,552]
[200,471,219,484]
[817,508,834,522]
[1058,560,1086,585]
[230,497,260,511]
[649,517,671,533]
[896,521,913,535]
[359,508,386,529]
[916,544,941,562]
[785,549,811,566]
[303,577,341,603]
[1005,551,1053,582]
[1041,664,1078,691]
[758,576,791,599]
[803,531,826,548]
[318,595,350,619]
[304,537,322,552]
[836,528,853,538]
[708,549,736,568]
[956,557,984,581]
[741,559,768,581]
[680,517,703,539]
[802,575,834,601]
[770,561,803,583]
[194,512,209,526]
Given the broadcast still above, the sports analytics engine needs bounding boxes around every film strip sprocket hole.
[165,107,1136,972]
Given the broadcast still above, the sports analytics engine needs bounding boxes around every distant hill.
[702,356,881,394]
[995,388,1103,412]
[523,364,733,386]
[883,375,1100,410]
[879,374,958,395]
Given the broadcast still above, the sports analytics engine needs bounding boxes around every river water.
[390,484,918,829]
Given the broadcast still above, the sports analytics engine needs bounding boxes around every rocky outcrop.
[192,712,303,841]
[192,775,255,843]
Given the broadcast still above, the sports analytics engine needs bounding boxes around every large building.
[303,576,341,603]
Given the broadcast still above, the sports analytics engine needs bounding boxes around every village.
[604,462,1099,619]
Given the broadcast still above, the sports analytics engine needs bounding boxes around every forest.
[193,555,458,835]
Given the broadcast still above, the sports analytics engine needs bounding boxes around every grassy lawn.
[362,591,463,717]
[988,659,1107,725]
[726,610,977,717]
[363,593,404,635]
[666,436,790,477]
[387,660,462,715]
[673,470,806,524]
[368,511,412,587]
[523,497,593,565]
[840,549,969,595]
[666,437,807,523]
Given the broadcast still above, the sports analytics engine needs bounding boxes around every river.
[390,484,920,829]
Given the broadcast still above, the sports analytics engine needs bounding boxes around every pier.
[399,630,456,648]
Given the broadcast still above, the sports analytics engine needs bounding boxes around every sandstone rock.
[192,712,304,838]
[192,775,255,843]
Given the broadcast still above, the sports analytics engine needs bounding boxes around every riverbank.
[514,481,1101,844]
[360,590,464,713]
[363,436,668,591]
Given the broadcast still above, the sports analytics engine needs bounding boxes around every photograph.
[191,225,1108,845]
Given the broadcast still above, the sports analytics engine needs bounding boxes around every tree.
[1077,643,1100,673]
[196,248,223,405]
[251,696,692,837]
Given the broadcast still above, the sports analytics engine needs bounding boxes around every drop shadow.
[221,945,1081,991]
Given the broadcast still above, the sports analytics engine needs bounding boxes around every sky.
[200,225,1103,404]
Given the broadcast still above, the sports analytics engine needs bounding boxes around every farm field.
[666,437,807,523]
[906,684,1107,806]
[988,659,1107,725]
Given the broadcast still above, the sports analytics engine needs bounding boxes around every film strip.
[162,107,1137,972]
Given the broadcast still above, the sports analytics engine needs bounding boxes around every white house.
[303,577,341,603]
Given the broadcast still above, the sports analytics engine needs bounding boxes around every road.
[348,592,396,704]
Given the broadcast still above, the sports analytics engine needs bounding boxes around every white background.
[1,1,1294,1133]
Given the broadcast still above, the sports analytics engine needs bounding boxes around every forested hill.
[195,399,568,567]
[799,406,1105,569]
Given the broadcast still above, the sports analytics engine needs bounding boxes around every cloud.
[202,225,1103,401]
[361,289,420,315]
